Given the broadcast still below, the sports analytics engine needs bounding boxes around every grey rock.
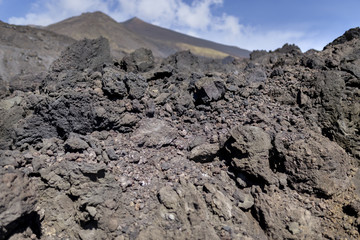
[115,113,139,132]
[121,48,155,73]
[51,37,111,72]
[158,186,180,209]
[194,77,225,104]
[0,100,25,149]
[124,73,148,100]
[102,68,127,99]
[105,147,118,161]
[64,133,89,152]
[131,118,177,148]
[253,187,321,239]
[189,143,219,162]
[203,183,232,220]
[224,125,277,185]
[0,171,37,239]
[233,190,254,210]
[326,27,360,47]
[274,131,353,197]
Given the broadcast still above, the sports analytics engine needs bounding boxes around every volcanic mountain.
[46,11,250,59]
[0,20,74,94]
[1,8,360,239]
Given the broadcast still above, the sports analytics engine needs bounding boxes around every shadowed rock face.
[1,27,360,239]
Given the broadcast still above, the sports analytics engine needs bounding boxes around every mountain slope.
[0,20,75,95]
[123,17,250,58]
[46,12,157,58]
[46,11,250,59]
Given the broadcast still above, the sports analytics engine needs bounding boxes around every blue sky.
[0,0,359,52]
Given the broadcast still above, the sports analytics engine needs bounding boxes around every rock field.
[0,28,360,239]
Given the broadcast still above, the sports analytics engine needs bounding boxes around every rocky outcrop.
[1,29,360,239]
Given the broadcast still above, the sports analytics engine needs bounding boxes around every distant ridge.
[123,16,250,58]
[46,11,250,59]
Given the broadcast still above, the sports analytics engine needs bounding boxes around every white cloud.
[7,0,325,51]
[9,0,112,26]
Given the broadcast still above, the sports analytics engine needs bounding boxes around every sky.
[0,0,359,52]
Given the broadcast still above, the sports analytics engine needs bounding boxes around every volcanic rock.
[1,25,360,240]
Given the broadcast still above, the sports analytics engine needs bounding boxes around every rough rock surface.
[1,28,360,240]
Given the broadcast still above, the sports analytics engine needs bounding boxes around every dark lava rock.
[189,143,219,162]
[326,27,360,47]
[131,118,177,148]
[194,77,225,104]
[64,133,89,153]
[2,26,360,240]
[163,50,200,73]
[0,170,37,240]
[275,43,302,54]
[124,73,148,99]
[36,92,96,137]
[121,48,155,72]
[101,68,127,99]
[274,131,353,197]
[224,125,277,185]
[51,37,111,72]
[0,96,26,149]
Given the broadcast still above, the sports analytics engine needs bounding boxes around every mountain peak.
[125,17,147,25]
[46,12,250,58]
[79,11,116,22]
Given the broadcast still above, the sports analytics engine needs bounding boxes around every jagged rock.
[194,77,225,104]
[233,190,254,210]
[0,96,26,149]
[306,71,360,158]
[121,48,155,72]
[51,37,111,72]
[246,67,267,83]
[158,186,180,209]
[2,24,360,240]
[275,43,302,54]
[64,133,89,153]
[173,91,194,114]
[131,118,177,148]
[224,125,277,185]
[189,143,219,162]
[203,183,232,220]
[14,115,58,147]
[253,187,321,239]
[274,131,353,197]
[36,92,96,137]
[115,113,139,132]
[101,68,127,99]
[124,73,148,99]
[327,27,360,47]
[163,50,200,73]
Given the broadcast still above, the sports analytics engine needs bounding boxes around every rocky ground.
[0,28,360,240]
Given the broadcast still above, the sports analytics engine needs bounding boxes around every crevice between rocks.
[0,212,42,240]
[268,142,286,174]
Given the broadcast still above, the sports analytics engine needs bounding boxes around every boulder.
[194,77,225,104]
[51,37,111,72]
[224,125,277,185]
[131,118,177,148]
[0,170,37,239]
[121,48,155,72]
